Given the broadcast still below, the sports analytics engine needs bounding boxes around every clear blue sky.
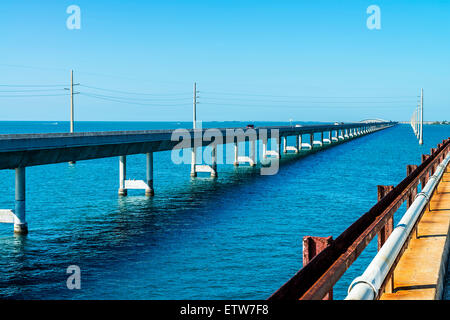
[0,0,448,122]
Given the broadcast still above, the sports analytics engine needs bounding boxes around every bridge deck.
[380,168,450,300]
[0,122,393,170]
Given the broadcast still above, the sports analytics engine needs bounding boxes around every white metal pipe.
[346,151,450,300]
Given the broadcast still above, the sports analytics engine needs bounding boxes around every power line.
[0,89,66,93]
[0,93,70,98]
[202,90,415,99]
[200,101,412,109]
[200,96,416,104]
[79,92,191,107]
[0,84,69,88]
[79,84,191,97]
[78,90,191,102]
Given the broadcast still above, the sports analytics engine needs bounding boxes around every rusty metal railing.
[268,137,450,300]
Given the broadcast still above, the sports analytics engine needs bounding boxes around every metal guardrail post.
[303,236,333,300]
[377,185,394,251]
[406,165,418,208]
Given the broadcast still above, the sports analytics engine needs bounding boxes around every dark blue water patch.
[0,122,448,299]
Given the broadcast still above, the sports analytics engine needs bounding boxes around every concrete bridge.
[0,121,395,234]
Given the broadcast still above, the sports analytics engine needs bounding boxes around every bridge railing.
[268,137,450,300]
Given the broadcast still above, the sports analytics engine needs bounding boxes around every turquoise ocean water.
[0,121,448,299]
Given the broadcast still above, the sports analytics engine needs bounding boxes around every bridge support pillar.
[233,142,239,166]
[118,156,127,196]
[14,167,28,235]
[263,138,280,159]
[262,139,267,159]
[0,167,28,234]
[252,140,257,166]
[284,136,300,154]
[310,133,314,149]
[118,154,157,194]
[283,136,287,154]
[212,145,218,175]
[190,146,218,177]
[234,137,257,166]
[190,147,197,177]
[278,138,283,158]
[146,153,155,196]
[331,131,337,142]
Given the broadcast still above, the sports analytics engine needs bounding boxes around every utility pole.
[65,69,79,133]
[65,70,80,164]
[416,104,419,137]
[419,88,423,145]
[191,82,198,177]
[193,82,197,129]
[70,69,74,133]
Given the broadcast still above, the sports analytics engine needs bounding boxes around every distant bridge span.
[359,118,390,123]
